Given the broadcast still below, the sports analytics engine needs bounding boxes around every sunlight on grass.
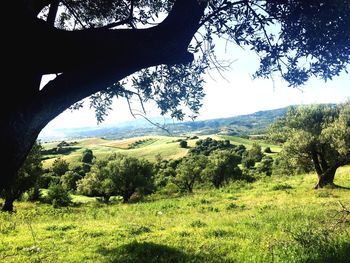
[1,166,349,262]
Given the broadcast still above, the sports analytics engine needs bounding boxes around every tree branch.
[27,0,207,132]
[46,0,60,26]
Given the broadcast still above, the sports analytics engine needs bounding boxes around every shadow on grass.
[97,241,230,263]
[307,242,350,263]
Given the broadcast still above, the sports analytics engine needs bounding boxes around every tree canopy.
[1,0,350,191]
[270,101,350,188]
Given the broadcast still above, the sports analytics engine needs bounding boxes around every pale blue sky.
[40,41,350,135]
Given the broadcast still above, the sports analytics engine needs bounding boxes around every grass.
[42,134,280,168]
[1,166,349,262]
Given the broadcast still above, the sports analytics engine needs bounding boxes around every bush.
[81,149,94,164]
[128,191,143,203]
[37,172,60,188]
[47,184,71,208]
[52,158,69,176]
[26,187,41,201]
[242,157,255,169]
[61,171,82,191]
[264,147,272,153]
[179,140,188,148]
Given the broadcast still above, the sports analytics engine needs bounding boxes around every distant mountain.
[38,107,288,141]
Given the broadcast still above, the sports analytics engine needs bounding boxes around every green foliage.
[77,159,114,203]
[60,171,82,191]
[242,157,256,169]
[77,154,154,203]
[52,158,69,176]
[109,154,154,202]
[179,140,188,148]
[271,183,293,191]
[81,149,94,164]
[1,142,43,211]
[47,184,72,208]
[247,143,264,162]
[26,186,41,202]
[173,155,207,193]
[189,137,240,156]
[257,156,274,176]
[37,172,60,189]
[264,147,272,153]
[270,101,350,186]
[203,150,242,188]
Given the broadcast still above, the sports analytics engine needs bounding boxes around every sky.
[40,41,350,135]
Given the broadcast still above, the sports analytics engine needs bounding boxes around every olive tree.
[2,1,349,193]
[77,154,154,203]
[270,102,350,188]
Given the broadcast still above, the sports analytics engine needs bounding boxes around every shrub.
[26,187,41,201]
[37,172,60,188]
[242,157,255,169]
[61,171,82,191]
[179,140,188,148]
[47,184,72,208]
[81,149,94,164]
[52,158,69,176]
[264,147,272,153]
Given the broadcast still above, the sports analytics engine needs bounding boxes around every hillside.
[1,166,349,262]
[41,134,281,167]
[39,107,288,141]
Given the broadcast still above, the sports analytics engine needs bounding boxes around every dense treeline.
[1,136,275,211]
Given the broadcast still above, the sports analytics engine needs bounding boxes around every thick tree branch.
[14,0,206,76]
[26,0,207,132]
[46,0,59,25]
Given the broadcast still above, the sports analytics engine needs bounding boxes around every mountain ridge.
[39,106,291,142]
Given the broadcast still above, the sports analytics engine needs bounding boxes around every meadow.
[41,134,281,167]
[1,166,349,263]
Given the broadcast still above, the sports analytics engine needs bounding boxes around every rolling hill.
[39,107,288,142]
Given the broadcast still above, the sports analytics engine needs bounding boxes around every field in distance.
[41,134,281,167]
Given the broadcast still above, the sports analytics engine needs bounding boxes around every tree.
[109,155,154,203]
[77,159,115,203]
[1,142,43,211]
[2,1,350,192]
[179,140,188,148]
[81,149,94,164]
[270,102,350,188]
[204,150,242,188]
[77,154,154,203]
[257,156,273,176]
[242,157,256,169]
[247,143,264,162]
[60,171,82,191]
[173,155,207,193]
[52,158,69,176]
[47,183,72,208]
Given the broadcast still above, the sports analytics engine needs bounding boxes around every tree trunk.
[314,168,337,189]
[103,195,110,203]
[2,195,16,212]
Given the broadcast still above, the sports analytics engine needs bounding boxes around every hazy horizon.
[40,41,350,137]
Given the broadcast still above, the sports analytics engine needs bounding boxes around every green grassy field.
[42,134,280,168]
[1,166,349,262]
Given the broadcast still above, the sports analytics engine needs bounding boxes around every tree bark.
[2,194,16,212]
[314,168,337,189]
